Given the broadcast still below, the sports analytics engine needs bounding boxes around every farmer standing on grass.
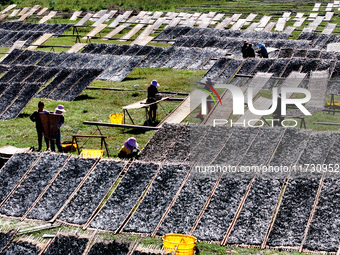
[30,101,49,151]
[147,80,160,123]
[50,105,65,153]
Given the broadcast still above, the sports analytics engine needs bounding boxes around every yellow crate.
[110,113,124,124]
[81,149,104,158]
[163,234,197,255]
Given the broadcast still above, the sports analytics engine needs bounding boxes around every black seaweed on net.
[164,125,191,162]
[136,45,154,56]
[0,22,13,30]
[53,24,73,35]
[157,173,219,236]
[138,123,184,161]
[124,45,143,56]
[35,69,71,98]
[58,160,124,225]
[218,59,244,81]
[330,61,340,79]
[11,50,35,65]
[90,162,159,231]
[0,82,26,114]
[190,126,233,165]
[139,47,164,68]
[303,178,340,252]
[95,55,119,71]
[306,50,320,59]
[162,48,191,69]
[322,34,339,49]
[153,26,175,40]
[47,69,85,100]
[27,157,97,221]
[0,231,15,250]
[0,31,16,46]
[267,178,320,247]
[203,58,231,80]
[319,51,335,60]
[88,241,130,255]
[173,36,188,47]
[0,153,68,217]
[236,58,260,75]
[312,34,330,49]
[11,65,39,83]
[224,40,242,52]
[201,59,217,71]
[98,56,130,80]
[212,127,259,166]
[85,55,107,69]
[112,44,131,56]
[81,43,97,54]
[239,128,283,166]
[0,153,39,202]
[281,58,304,77]
[110,56,142,82]
[297,133,336,167]
[59,53,84,68]
[278,49,293,58]
[1,241,39,255]
[188,124,210,151]
[293,49,307,58]
[214,39,232,49]
[44,235,88,255]
[267,58,290,77]
[308,33,321,45]
[294,40,310,50]
[0,83,9,95]
[187,48,215,70]
[162,26,186,41]
[317,59,335,72]
[0,65,8,76]
[192,35,212,48]
[181,36,199,47]
[43,23,59,33]
[47,52,70,67]
[102,44,120,55]
[71,54,95,69]
[25,67,47,83]
[184,27,201,36]
[124,164,190,233]
[300,59,319,74]
[0,66,22,83]
[204,36,220,48]
[36,52,59,66]
[90,44,109,55]
[35,67,60,84]
[25,32,44,46]
[0,83,42,120]
[23,51,48,65]
[173,48,203,70]
[0,49,23,65]
[4,31,27,47]
[227,178,283,245]
[61,69,103,101]
[193,177,247,240]
[269,129,311,167]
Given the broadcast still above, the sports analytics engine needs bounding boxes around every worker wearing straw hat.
[51,105,65,153]
[118,137,139,159]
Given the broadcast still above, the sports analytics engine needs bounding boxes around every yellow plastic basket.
[162,234,197,255]
[110,113,124,124]
[81,149,104,158]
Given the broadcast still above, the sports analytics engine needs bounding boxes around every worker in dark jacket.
[30,101,49,151]
[246,43,255,58]
[258,43,269,58]
[147,80,160,123]
[241,40,248,58]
